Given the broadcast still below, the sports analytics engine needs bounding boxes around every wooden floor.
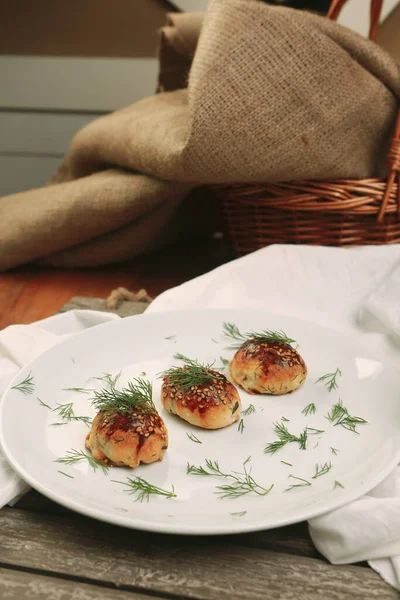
[0,239,233,329]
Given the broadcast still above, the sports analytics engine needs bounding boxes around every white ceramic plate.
[1,309,399,535]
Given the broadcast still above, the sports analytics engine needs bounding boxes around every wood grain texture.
[1,508,396,600]
[0,567,158,600]
[0,239,231,329]
[15,490,319,559]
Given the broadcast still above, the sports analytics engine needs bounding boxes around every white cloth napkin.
[146,243,400,590]
[0,310,120,506]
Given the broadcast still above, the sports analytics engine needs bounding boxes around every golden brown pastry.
[85,409,168,468]
[229,339,307,395]
[161,362,241,429]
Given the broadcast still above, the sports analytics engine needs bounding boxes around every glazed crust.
[161,370,241,429]
[229,340,307,395]
[85,409,168,468]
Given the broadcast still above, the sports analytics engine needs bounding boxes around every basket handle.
[328,0,400,222]
[327,0,383,42]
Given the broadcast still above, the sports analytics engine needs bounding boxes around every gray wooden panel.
[1,508,396,599]
[0,567,158,600]
[0,111,99,154]
[0,56,158,112]
[0,155,60,195]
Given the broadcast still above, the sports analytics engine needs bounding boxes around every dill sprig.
[58,470,74,479]
[334,480,344,489]
[223,322,296,350]
[92,371,121,390]
[281,460,293,467]
[306,427,324,435]
[302,403,316,416]
[285,475,311,492]
[11,372,35,395]
[238,419,245,433]
[264,421,308,455]
[187,457,274,499]
[326,399,367,434]
[312,462,332,479]
[53,402,91,426]
[316,368,341,392]
[331,447,339,455]
[112,477,176,502]
[91,378,155,414]
[55,449,109,474]
[186,432,202,444]
[217,356,230,371]
[38,397,52,410]
[160,354,225,392]
[63,387,92,394]
[243,404,256,416]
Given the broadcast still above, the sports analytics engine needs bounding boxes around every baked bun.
[161,368,241,429]
[229,340,307,395]
[85,410,168,468]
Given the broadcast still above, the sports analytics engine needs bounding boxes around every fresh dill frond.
[187,457,274,499]
[91,378,155,414]
[312,462,332,479]
[334,480,344,489]
[53,402,91,426]
[264,421,308,455]
[285,475,312,492]
[281,461,293,467]
[238,419,245,433]
[231,511,247,517]
[112,477,176,502]
[55,449,109,474]
[316,368,341,392]
[302,403,316,416]
[165,335,176,340]
[92,371,122,390]
[242,404,256,416]
[58,470,74,479]
[37,397,52,410]
[306,427,324,435]
[281,416,289,422]
[218,356,230,370]
[222,322,296,350]
[331,447,339,455]
[186,432,202,444]
[11,372,35,395]
[62,387,92,394]
[160,354,225,391]
[326,398,347,422]
[49,422,68,427]
[326,399,367,434]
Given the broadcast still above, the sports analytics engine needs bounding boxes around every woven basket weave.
[212,0,400,255]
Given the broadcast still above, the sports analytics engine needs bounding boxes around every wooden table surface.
[0,240,397,599]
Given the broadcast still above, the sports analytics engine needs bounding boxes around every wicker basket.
[211,0,400,255]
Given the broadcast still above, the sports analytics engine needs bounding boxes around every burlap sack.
[1,0,399,271]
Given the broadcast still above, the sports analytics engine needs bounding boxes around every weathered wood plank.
[236,523,321,560]
[0,567,158,600]
[0,508,396,600]
[14,490,319,559]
